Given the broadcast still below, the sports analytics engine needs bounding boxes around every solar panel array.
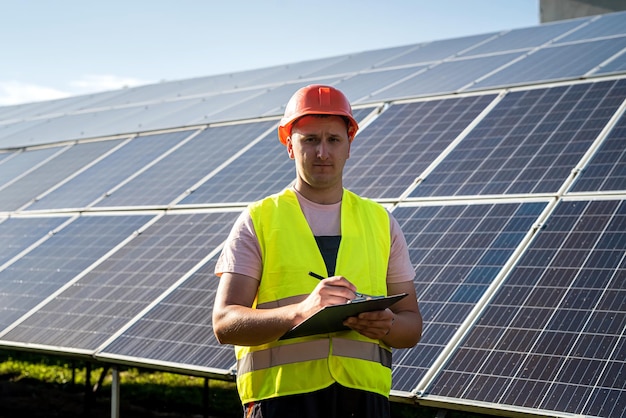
[1,11,625,418]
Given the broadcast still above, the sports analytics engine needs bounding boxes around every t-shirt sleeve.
[387,212,416,284]
[214,209,263,280]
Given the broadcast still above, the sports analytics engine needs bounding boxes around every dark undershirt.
[314,235,341,276]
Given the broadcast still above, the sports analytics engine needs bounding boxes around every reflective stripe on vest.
[237,338,392,376]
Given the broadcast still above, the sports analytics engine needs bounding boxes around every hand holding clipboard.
[280,272,407,340]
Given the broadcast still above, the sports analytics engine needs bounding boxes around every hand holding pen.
[308,271,374,301]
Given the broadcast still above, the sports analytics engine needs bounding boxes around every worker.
[212,84,422,418]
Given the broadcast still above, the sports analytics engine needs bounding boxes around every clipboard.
[280,293,408,340]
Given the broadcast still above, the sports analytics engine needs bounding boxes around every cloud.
[0,75,153,107]
[0,81,70,106]
[69,74,152,93]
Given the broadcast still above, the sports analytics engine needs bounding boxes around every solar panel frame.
[459,18,590,57]
[96,257,236,378]
[178,108,374,205]
[92,121,276,208]
[0,146,67,190]
[569,105,626,193]
[470,37,626,90]
[0,210,239,353]
[24,131,197,211]
[388,200,548,394]
[410,79,626,198]
[303,44,420,78]
[0,140,124,211]
[368,52,523,101]
[0,216,69,267]
[424,198,626,418]
[377,33,498,68]
[0,213,153,333]
[554,10,626,43]
[343,94,498,199]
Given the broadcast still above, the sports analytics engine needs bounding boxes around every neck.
[293,181,343,205]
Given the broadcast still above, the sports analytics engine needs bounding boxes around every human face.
[287,115,351,201]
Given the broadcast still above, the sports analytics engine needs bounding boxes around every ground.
[0,375,229,418]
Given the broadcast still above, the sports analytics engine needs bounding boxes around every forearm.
[213,304,304,346]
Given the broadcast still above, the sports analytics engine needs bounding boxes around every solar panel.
[93,121,276,208]
[0,146,65,190]
[343,95,496,199]
[0,11,625,418]
[0,151,13,165]
[0,211,239,352]
[460,18,589,57]
[179,108,373,205]
[208,79,343,122]
[426,199,626,418]
[554,11,626,43]
[0,139,124,211]
[389,201,547,393]
[239,56,348,87]
[0,216,68,266]
[410,79,626,198]
[24,131,196,211]
[593,51,626,76]
[570,109,626,193]
[369,52,522,101]
[0,214,152,331]
[378,33,497,68]
[304,45,419,78]
[471,37,626,90]
[97,257,235,375]
[135,89,273,130]
[334,67,429,104]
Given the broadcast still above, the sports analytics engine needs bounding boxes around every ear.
[286,137,295,159]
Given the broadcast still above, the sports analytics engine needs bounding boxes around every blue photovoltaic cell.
[0,146,64,190]
[411,79,626,198]
[343,95,496,199]
[460,18,588,57]
[570,110,626,192]
[0,140,123,211]
[555,11,626,43]
[178,129,296,204]
[1,211,239,351]
[335,68,428,104]
[378,33,496,68]
[389,201,546,393]
[25,131,196,211]
[304,45,418,78]
[181,108,373,205]
[593,51,626,76]
[471,37,626,90]
[98,258,235,374]
[0,152,13,164]
[0,214,152,331]
[369,52,521,101]
[0,217,68,266]
[94,121,276,208]
[428,199,626,418]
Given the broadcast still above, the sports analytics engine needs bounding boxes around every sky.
[0,0,539,106]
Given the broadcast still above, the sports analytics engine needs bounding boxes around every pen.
[308,271,372,299]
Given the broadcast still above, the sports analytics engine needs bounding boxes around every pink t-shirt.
[215,189,415,284]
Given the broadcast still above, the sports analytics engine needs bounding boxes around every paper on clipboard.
[280,293,408,340]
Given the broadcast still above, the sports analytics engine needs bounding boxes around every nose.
[316,141,329,160]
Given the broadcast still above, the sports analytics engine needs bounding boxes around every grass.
[0,350,493,418]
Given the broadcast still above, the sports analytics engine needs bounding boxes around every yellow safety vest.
[235,188,391,403]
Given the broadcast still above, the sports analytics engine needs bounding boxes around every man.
[212,84,422,418]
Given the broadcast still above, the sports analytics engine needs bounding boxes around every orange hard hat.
[278,84,359,145]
